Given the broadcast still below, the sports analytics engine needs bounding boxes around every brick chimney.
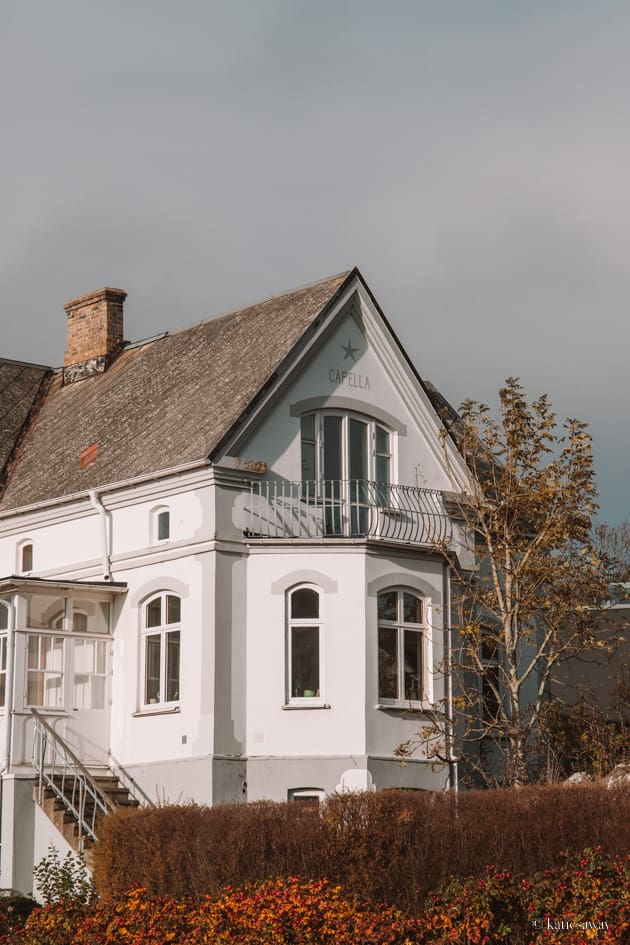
[63,288,127,383]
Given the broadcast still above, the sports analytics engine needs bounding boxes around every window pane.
[91,677,105,710]
[145,635,161,703]
[376,426,389,453]
[146,598,161,628]
[27,673,44,706]
[378,627,398,699]
[166,595,181,624]
[73,612,88,633]
[377,591,397,622]
[376,454,390,487]
[403,593,422,624]
[0,637,6,672]
[43,638,64,672]
[72,600,110,634]
[0,605,8,632]
[291,626,319,697]
[0,675,5,708]
[27,635,39,669]
[291,588,319,619]
[483,666,500,722]
[301,442,316,482]
[21,544,33,572]
[481,635,498,662]
[349,419,367,481]
[404,631,422,701]
[157,511,170,541]
[45,674,63,708]
[166,630,180,701]
[95,641,107,674]
[301,414,315,440]
[27,596,66,630]
[323,416,342,481]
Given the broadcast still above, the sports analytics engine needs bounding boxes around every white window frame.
[150,506,171,544]
[288,787,325,805]
[286,585,324,706]
[141,592,181,709]
[17,540,33,575]
[26,634,65,709]
[377,589,432,708]
[300,411,395,485]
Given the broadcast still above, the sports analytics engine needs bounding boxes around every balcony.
[242,480,451,546]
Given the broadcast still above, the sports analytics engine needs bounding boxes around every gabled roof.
[0,359,52,493]
[0,271,351,511]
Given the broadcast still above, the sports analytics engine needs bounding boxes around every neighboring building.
[0,268,469,893]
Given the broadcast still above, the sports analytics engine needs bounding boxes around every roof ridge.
[161,269,353,343]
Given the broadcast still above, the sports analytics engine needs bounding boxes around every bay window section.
[143,593,181,707]
[288,587,321,703]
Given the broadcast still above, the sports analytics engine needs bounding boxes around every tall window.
[19,541,33,574]
[287,586,321,703]
[480,632,500,724]
[378,590,427,704]
[300,412,391,486]
[142,593,181,706]
[0,603,8,708]
[26,636,64,708]
[300,412,392,535]
[151,507,170,543]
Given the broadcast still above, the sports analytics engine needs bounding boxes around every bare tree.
[592,520,630,584]
[401,378,612,787]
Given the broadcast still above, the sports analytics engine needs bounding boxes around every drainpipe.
[89,489,112,580]
[443,562,458,792]
[0,593,18,871]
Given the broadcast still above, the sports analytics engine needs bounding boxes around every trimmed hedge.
[92,782,630,912]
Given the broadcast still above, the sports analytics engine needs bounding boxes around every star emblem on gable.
[341,338,359,362]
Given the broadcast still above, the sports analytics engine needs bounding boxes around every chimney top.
[63,287,127,384]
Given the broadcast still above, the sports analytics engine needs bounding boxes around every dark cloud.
[1,1,629,522]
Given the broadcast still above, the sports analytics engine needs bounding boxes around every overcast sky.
[1,1,628,522]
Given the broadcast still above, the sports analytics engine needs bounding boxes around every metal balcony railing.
[244,480,451,546]
[31,709,115,851]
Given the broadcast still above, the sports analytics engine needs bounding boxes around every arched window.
[377,589,428,705]
[142,593,181,707]
[18,540,33,574]
[151,507,170,543]
[287,586,322,704]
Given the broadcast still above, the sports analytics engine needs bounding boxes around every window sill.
[133,706,180,718]
[282,703,331,711]
[376,702,430,712]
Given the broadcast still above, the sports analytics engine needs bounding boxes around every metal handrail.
[31,709,115,851]
[244,480,451,546]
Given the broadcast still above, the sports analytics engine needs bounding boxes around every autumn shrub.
[420,848,630,945]
[5,879,420,945]
[93,782,630,912]
[0,894,36,939]
[5,851,630,945]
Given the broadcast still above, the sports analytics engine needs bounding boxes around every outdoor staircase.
[31,709,152,863]
[35,771,140,861]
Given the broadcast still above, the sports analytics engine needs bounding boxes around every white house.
[0,268,469,893]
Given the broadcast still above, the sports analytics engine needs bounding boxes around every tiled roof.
[0,360,51,492]
[0,271,351,511]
